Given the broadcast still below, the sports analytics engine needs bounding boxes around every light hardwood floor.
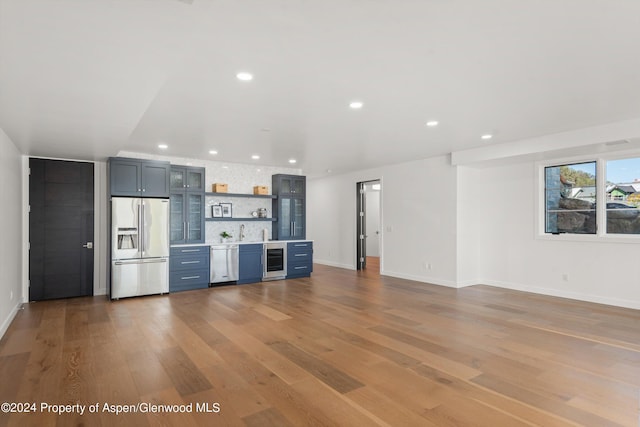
[1,264,639,426]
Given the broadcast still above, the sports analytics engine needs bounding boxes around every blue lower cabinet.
[238,244,263,284]
[170,246,210,292]
[287,241,313,278]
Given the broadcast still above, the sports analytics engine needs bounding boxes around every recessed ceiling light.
[158,144,168,149]
[236,72,253,81]
[349,101,363,109]
[481,134,493,140]
[209,150,218,155]
[222,166,229,169]
[288,159,297,164]
[251,154,260,160]
[425,120,439,127]
[326,169,332,173]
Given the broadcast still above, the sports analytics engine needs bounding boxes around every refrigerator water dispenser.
[117,228,138,249]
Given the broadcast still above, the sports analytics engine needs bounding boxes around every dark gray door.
[29,158,94,300]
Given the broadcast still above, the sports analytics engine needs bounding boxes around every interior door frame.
[22,157,104,303]
[356,179,381,270]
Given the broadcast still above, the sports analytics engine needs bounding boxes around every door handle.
[83,242,93,249]
[141,204,145,253]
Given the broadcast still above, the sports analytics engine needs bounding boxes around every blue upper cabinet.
[272,174,306,240]
[109,157,170,198]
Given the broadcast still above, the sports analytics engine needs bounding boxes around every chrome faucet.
[239,224,245,241]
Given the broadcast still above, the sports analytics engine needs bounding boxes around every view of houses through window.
[544,157,640,235]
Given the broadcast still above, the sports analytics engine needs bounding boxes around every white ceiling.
[1,0,640,177]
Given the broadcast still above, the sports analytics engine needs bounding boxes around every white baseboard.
[314,259,355,270]
[483,279,640,310]
[0,301,21,340]
[381,270,460,288]
[455,279,477,288]
[311,263,640,310]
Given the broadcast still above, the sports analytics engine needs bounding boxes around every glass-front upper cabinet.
[272,174,306,240]
[186,193,204,242]
[170,169,185,191]
[170,166,205,192]
[170,165,205,244]
[278,175,305,196]
[187,169,204,191]
[170,193,185,243]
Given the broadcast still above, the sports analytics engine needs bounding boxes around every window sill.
[536,233,640,244]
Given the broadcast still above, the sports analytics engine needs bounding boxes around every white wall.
[0,129,23,337]
[462,161,640,309]
[308,155,459,287]
[456,166,482,286]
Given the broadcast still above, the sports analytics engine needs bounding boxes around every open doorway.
[356,180,381,273]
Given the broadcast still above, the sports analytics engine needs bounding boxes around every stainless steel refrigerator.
[111,197,170,299]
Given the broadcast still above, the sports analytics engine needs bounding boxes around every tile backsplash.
[117,151,300,243]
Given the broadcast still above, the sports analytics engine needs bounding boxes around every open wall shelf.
[205,217,276,222]
[205,192,277,199]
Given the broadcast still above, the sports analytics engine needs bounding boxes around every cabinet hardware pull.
[181,261,200,264]
[180,249,200,252]
[181,276,200,280]
[295,254,307,257]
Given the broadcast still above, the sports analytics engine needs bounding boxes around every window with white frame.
[605,158,640,234]
[544,162,597,234]
[543,157,640,236]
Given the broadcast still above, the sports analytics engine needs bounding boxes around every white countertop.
[172,239,312,248]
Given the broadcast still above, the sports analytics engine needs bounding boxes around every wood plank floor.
[1,264,639,426]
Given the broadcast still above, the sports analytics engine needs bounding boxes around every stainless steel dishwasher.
[210,244,239,284]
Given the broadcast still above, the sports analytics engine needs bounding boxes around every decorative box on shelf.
[253,185,269,195]
[212,183,228,193]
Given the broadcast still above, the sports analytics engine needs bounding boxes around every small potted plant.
[220,231,232,243]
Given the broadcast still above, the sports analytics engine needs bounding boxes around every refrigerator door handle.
[141,203,145,253]
[136,202,142,255]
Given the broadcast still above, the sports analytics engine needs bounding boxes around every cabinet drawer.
[171,245,209,256]
[240,243,263,254]
[287,241,313,255]
[287,261,313,278]
[289,251,311,260]
[170,252,209,272]
[169,269,210,292]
